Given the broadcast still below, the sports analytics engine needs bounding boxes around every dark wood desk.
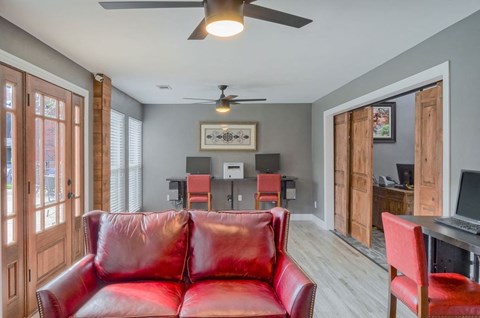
[401,216,480,281]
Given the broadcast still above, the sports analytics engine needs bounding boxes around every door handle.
[67,192,76,199]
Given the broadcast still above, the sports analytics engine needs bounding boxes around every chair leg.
[388,292,397,318]
[388,266,397,318]
[208,193,212,211]
[276,193,281,207]
[255,193,259,210]
[417,286,428,318]
[187,193,191,209]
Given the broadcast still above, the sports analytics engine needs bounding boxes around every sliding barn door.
[414,82,443,216]
[334,113,350,235]
[349,107,373,247]
[1,65,25,318]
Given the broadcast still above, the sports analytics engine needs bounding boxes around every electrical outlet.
[314,200,317,208]
[238,194,242,201]
[167,194,170,201]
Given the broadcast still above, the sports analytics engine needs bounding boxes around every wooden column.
[93,74,111,210]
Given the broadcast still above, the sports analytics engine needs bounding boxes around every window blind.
[110,110,125,212]
[128,117,142,212]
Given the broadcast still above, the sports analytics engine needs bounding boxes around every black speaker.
[285,180,296,200]
[168,181,180,201]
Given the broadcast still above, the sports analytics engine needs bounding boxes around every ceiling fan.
[99,0,313,39]
[184,85,266,112]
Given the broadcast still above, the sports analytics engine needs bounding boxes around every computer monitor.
[396,163,414,185]
[186,157,211,174]
[455,170,480,222]
[255,153,280,173]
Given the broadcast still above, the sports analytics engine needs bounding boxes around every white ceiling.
[1,0,480,104]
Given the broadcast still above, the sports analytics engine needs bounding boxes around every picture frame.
[373,102,396,143]
[200,122,257,151]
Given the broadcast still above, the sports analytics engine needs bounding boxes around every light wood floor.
[288,221,415,318]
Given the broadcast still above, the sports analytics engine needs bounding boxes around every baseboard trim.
[291,214,326,229]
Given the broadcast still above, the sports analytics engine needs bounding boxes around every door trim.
[0,48,90,313]
[323,61,450,230]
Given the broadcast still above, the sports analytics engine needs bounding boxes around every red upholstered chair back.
[382,212,428,286]
[257,174,281,193]
[187,174,211,193]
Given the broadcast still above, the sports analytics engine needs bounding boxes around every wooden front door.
[349,107,373,247]
[334,112,350,235]
[25,75,79,315]
[414,82,443,216]
[1,65,25,318]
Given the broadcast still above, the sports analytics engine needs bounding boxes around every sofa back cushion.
[188,211,276,282]
[95,210,189,282]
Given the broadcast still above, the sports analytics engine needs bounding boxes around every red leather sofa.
[36,208,316,318]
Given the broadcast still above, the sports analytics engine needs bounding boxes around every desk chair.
[187,175,212,210]
[382,212,480,318]
[255,174,281,210]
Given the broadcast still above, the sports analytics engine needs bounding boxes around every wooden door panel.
[349,107,373,247]
[26,75,73,315]
[414,83,443,216]
[72,94,85,262]
[1,65,25,318]
[334,113,350,235]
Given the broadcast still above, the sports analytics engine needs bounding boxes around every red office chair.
[187,175,212,210]
[382,212,480,318]
[255,174,281,210]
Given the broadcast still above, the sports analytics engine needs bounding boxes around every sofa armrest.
[36,254,100,318]
[274,252,316,318]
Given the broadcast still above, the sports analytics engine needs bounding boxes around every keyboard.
[435,217,480,235]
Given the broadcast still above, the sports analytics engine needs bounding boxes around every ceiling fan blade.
[225,95,238,100]
[232,98,267,102]
[183,97,217,101]
[243,4,312,28]
[99,1,203,10]
[188,19,208,40]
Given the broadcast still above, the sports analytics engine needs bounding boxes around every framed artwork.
[200,122,257,151]
[373,102,396,143]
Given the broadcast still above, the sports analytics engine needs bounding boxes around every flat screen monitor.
[455,170,480,222]
[186,157,211,174]
[255,153,280,173]
[396,163,414,185]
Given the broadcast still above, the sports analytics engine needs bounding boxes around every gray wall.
[312,10,480,220]
[373,94,415,181]
[143,103,313,214]
[0,16,95,209]
[111,86,143,121]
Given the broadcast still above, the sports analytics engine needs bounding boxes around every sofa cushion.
[180,280,286,318]
[95,210,189,282]
[188,211,275,282]
[74,281,184,318]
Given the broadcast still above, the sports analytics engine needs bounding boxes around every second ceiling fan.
[99,0,313,39]
[184,85,266,113]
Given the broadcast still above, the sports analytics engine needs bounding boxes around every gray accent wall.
[143,103,313,214]
[312,10,480,220]
[0,16,95,209]
[373,94,415,182]
[112,87,143,121]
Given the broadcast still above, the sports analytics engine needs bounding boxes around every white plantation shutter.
[128,117,142,212]
[110,110,125,212]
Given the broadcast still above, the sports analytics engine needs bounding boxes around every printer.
[223,162,244,179]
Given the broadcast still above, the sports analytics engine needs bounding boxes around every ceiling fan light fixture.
[216,99,231,113]
[216,104,231,113]
[205,0,244,38]
[206,20,244,37]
